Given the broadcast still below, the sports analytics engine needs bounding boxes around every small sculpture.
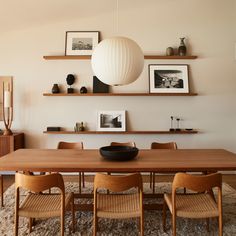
[166,47,174,56]
[52,84,60,93]
[79,122,85,131]
[169,116,175,131]
[80,86,87,94]
[178,37,187,56]
[66,74,75,93]
[176,118,181,131]
[74,122,85,132]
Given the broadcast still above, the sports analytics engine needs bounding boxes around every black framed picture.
[149,64,189,93]
[93,76,109,93]
[65,31,99,56]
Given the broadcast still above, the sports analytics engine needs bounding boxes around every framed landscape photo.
[65,31,99,56]
[97,111,126,132]
[149,64,189,93]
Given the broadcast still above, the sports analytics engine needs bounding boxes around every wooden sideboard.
[0,133,24,157]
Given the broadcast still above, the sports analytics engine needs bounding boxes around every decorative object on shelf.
[97,110,126,132]
[65,31,99,56]
[51,84,60,94]
[178,37,187,56]
[79,122,85,131]
[149,64,189,93]
[93,76,109,93]
[2,82,13,135]
[91,37,144,86]
[66,74,75,93]
[169,116,175,131]
[166,47,174,56]
[99,146,139,161]
[175,118,181,131]
[47,127,61,131]
[80,86,87,94]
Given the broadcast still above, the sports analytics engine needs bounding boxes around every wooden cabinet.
[0,133,24,157]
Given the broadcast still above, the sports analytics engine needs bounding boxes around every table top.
[0,149,236,172]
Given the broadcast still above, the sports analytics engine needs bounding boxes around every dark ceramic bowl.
[99,146,139,161]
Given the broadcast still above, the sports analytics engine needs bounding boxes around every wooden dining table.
[0,148,236,173]
[1,148,236,210]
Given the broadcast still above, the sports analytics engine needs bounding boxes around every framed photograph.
[65,31,99,56]
[149,64,189,93]
[97,111,126,131]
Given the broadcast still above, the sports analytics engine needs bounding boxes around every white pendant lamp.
[91,36,144,86]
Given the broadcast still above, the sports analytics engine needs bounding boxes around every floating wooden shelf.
[43,130,198,135]
[43,55,198,60]
[43,92,198,96]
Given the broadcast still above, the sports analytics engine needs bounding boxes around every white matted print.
[65,31,99,56]
[97,111,126,131]
[149,64,189,93]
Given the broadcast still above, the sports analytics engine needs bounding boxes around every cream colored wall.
[0,0,235,151]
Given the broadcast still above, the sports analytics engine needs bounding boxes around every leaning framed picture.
[65,31,99,56]
[149,64,189,93]
[97,110,126,132]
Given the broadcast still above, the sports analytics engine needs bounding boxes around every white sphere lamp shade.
[91,37,144,86]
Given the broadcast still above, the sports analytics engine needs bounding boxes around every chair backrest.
[15,172,65,193]
[110,142,136,147]
[94,173,143,192]
[57,141,83,150]
[151,142,177,150]
[172,172,222,193]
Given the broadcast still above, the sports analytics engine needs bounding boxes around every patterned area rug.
[1,182,236,236]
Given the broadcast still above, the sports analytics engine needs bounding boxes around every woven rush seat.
[164,193,219,218]
[97,193,141,219]
[19,193,73,218]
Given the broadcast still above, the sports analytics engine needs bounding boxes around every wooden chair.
[57,141,84,193]
[163,172,222,236]
[14,172,75,236]
[93,173,144,236]
[150,142,177,193]
[0,175,3,207]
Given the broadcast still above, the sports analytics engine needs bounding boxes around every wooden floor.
[2,174,236,192]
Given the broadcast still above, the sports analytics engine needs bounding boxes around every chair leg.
[152,172,156,194]
[163,200,167,232]
[14,214,19,236]
[172,213,176,236]
[93,215,98,236]
[61,212,64,236]
[0,175,3,207]
[82,172,85,187]
[29,218,33,233]
[79,172,82,194]
[150,172,152,188]
[219,214,223,236]
[71,197,75,233]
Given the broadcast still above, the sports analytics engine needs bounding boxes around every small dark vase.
[80,86,87,94]
[178,37,187,56]
[52,84,60,93]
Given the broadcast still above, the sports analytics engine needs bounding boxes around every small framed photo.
[97,111,126,132]
[149,64,189,93]
[65,31,99,56]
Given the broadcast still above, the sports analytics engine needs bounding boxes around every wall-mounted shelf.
[43,92,198,96]
[43,130,198,135]
[43,55,198,60]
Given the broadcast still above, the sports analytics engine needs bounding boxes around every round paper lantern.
[91,37,144,86]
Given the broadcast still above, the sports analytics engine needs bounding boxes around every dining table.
[1,148,236,210]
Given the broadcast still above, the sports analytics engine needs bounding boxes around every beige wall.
[0,0,235,151]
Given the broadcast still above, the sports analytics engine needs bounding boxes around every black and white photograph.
[149,64,189,93]
[65,31,99,55]
[97,111,126,131]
